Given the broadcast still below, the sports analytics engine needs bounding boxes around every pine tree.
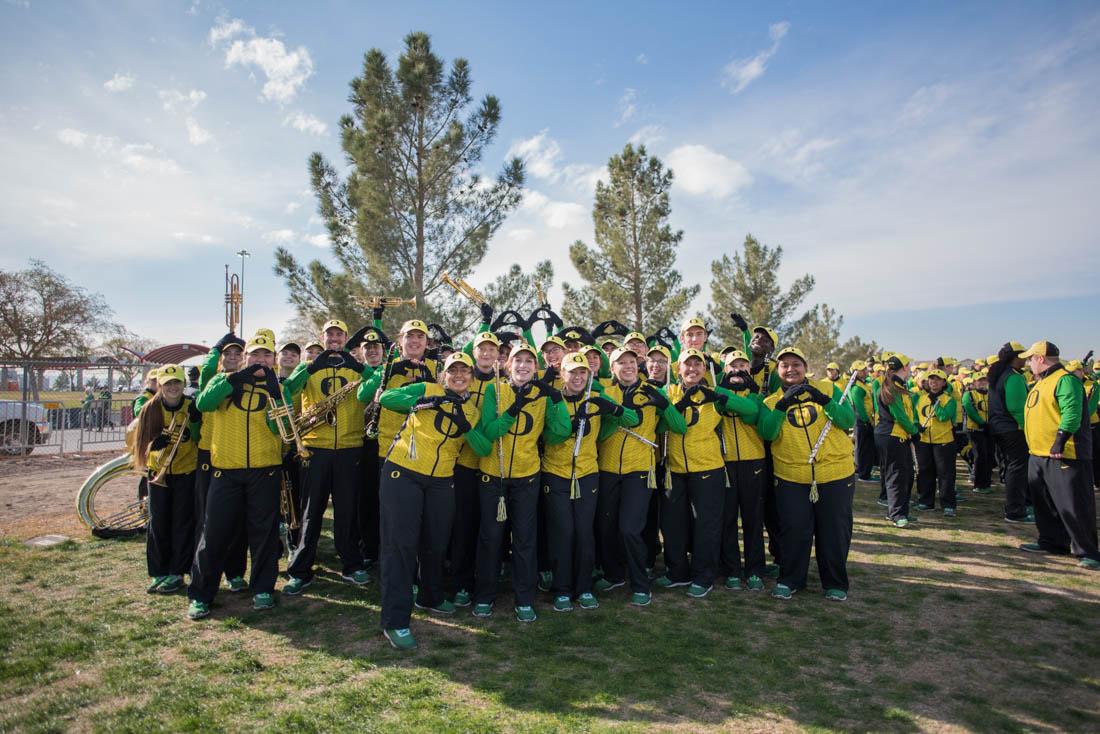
[561,144,698,333]
[274,32,525,332]
[790,304,878,375]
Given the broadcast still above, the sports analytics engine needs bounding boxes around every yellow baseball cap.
[926,368,947,380]
[851,360,867,371]
[598,336,621,349]
[753,326,778,346]
[148,367,161,380]
[1064,359,1082,372]
[723,349,750,364]
[888,353,910,369]
[157,364,185,383]
[624,331,647,344]
[561,352,590,373]
[473,331,501,347]
[678,347,708,365]
[646,345,671,361]
[443,352,474,370]
[1018,341,1059,359]
[509,342,538,360]
[775,346,807,364]
[245,335,276,354]
[253,327,276,343]
[680,317,708,334]
[540,335,567,351]
[304,340,323,352]
[321,319,348,335]
[826,362,840,371]
[400,319,428,335]
[610,347,639,364]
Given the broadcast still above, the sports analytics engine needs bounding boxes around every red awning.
[142,343,211,364]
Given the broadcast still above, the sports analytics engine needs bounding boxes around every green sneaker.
[472,603,493,618]
[577,592,599,610]
[593,577,625,593]
[537,571,552,592]
[252,592,275,611]
[158,575,183,594]
[1079,558,1100,570]
[383,628,417,651]
[943,507,956,518]
[687,583,712,598]
[553,595,573,612]
[725,576,743,591]
[772,583,794,600]
[187,599,211,620]
[764,563,780,579]
[414,599,456,615]
[972,487,993,494]
[894,518,910,528]
[147,576,167,594]
[745,575,765,591]
[453,589,472,607]
[915,503,933,511]
[515,605,537,623]
[227,576,247,592]
[341,569,371,585]
[631,591,652,606]
[283,576,312,596]
[824,588,848,602]
[1018,543,1047,554]
[653,575,690,589]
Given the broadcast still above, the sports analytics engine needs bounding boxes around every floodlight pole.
[236,249,251,334]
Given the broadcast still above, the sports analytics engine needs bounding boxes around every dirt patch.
[0,451,124,539]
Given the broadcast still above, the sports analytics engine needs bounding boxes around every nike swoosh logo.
[701,474,711,479]
[754,470,762,475]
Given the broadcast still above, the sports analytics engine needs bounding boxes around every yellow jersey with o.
[762,380,854,484]
[477,382,572,479]
[456,369,493,470]
[377,357,438,457]
[720,391,765,462]
[915,391,956,445]
[1024,365,1085,460]
[294,364,369,449]
[542,394,602,479]
[195,374,283,469]
[384,382,483,478]
[146,397,200,476]
[597,381,661,474]
[964,389,989,426]
[666,382,724,474]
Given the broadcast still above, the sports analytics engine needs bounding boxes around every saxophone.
[295,378,362,435]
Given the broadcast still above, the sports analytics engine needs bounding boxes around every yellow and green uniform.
[542,392,636,479]
[848,378,875,424]
[1085,378,1099,426]
[915,391,957,445]
[146,397,201,476]
[375,356,439,458]
[598,380,685,474]
[1024,363,1085,459]
[455,367,496,473]
[718,389,765,462]
[962,389,988,428]
[282,359,375,450]
[665,383,748,474]
[378,382,490,477]
[194,373,283,469]
[756,380,855,485]
[475,381,572,478]
[875,381,919,440]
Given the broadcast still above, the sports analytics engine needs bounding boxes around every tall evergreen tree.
[274,31,525,332]
[790,304,879,374]
[561,144,698,333]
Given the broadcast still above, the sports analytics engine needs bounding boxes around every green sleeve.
[670,338,682,363]
[281,362,310,398]
[824,385,855,431]
[740,327,751,353]
[356,368,384,403]
[378,382,428,414]
[659,397,688,434]
[543,400,573,445]
[887,395,918,435]
[186,402,202,445]
[133,389,154,417]
[849,384,870,423]
[598,349,612,379]
[373,317,383,329]
[199,347,220,391]
[522,326,535,349]
[1087,384,1100,419]
[1005,372,1027,430]
[754,405,784,442]
[768,370,782,394]
[1054,374,1084,434]
[195,373,233,412]
[933,397,957,422]
[716,389,761,424]
[962,393,985,426]
[462,321,492,357]
[474,383,514,444]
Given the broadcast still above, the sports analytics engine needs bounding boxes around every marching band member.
[277,341,301,379]
[188,336,285,619]
[914,369,959,516]
[282,319,374,595]
[470,343,570,621]
[987,342,1033,523]
[542,353,637,612]
[825,362,844,394]
[375,352,491,650]
[594,347,683,606]
[133,364,200,594]
[349,326,388,566]
[644,345,674,571]
[875,354,920,528]
[962,371,993,494]
[848,361,877,481]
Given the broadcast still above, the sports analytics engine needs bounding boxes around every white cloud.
[520,190,587,229]
[103,73,135,93]
[262,228,295,243]
[636,53,648,65]
[761,129,838,177]
[159,89,207,114]
[171,232,220,244]
[628,124,665,147]
[899,83,955,124]
[722,20,790,94]
[185,117,213,145]
[615,88,637,127]
[506,129,562,179]
[283,110,327,136]
[285,201,301,214]
[57,128,88,147]
[666,144,752,198]
[209,18,314,105]
[506,228,535,242]
[303,233,329,247]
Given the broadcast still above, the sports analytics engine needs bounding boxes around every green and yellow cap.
[678,347,708,365]
[443,352,474,370]
[157,364,185,384]
[245,335,276,354]
[473,331,501,347]
[400,319,428,335]
[561,352,590,373]
[775,346,807,365]
[1018,341,1059,359]
[320,319,348,335]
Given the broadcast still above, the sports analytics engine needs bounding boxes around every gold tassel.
[407,431,418,460]
[809,479,819,503]
[647,465,657,490]
[496,494,507,522]
[570,473,580,500]
[664,464,672,498]
[724,468,730,488]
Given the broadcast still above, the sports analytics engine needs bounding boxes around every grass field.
[2,478,1099,733]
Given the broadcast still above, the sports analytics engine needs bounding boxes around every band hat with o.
[304,340,323,352]
[245,335,276,354]
[561,352,590,373]
[561,328,585,342]
[1064,359,1082,372]
[254,327,276,343]
[158,364,185,384]
[279,342,301,354]
[508,342,538,360]
[680,317,708,334]
[957,367,971,376]
[646,345,671,361]
[473,331,501,347]
[851,359,867,371]
[443,352,474,371]
[723,349,750,364]
[774,346,808,365]
[753,326,779,346]
[360,327,385,344]
[540,335,567,351]
[1018,340,1059,359]
[149,367,161,379]
[887,353,911,370]
[582,343,603,357]
[926,368,948,381]
[1006,341,1026,353]
[916,362,929,371]
[598,336,621,349]
[624,331,647,345]
[826,361,841,371]
[610,347,639,364]
[221,335,246,353]
[321,319,348,335]
[678,347,709,365]
[872,363,886,372]
[938,356,958,367]
[400,319,429,335]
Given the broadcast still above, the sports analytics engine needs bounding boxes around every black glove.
[392,358,415,374]
[308,350,335,374]
[570,413,592,436]
[529,379,562,404]
[1050,429,1072,456]
[775,384,807,412]
[506,382,536,417]
[804,385,832,406]
[348,325,371,350]
[674,384,700,411]
[582,396,624,418]
[262,367,282,397]
[213,331,243,351]
[480,302,494,324]
[415,394,461,411]
[372,305,385,322]
[338,351,365,373]
[695,385,719,405]
[226,369,252,388]
[150,433,170,451]
[631,382,665,410]
[730,313,748,332]
[447,406,472,434]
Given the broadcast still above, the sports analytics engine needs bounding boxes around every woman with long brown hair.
[133,364,201,594]
[874,355,920,528]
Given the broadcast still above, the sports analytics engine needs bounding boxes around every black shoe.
[1004,515,1031,524]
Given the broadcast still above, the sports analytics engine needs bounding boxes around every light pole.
[236,249,250,334]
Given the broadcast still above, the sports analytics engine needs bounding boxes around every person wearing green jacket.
[1017,342,1099,569]
[962,372,993,494]
[986,342,1033,523]
[874,355,920,527]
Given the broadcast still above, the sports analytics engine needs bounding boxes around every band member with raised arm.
[914,369,959,516]
[187,336,285,619]
[875,354,920,528]
[644,345,673,571]
[848,361,876,481]
[282,319,375,595]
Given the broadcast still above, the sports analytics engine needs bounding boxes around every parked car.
[0,400,52,456]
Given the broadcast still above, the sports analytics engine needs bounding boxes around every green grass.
[2,479,1099,732]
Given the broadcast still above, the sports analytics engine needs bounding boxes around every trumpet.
[535,279,547,306]
[268,396,313,465]
[280,470,300,532]
[441,272,487,305]
[150,413,187,487]
[356,295,417,310]
[225,265,242,333]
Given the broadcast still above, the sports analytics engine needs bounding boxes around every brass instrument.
[355,295,417,310]
[280,471,300,531]
[292,376,362,436]
[535,279,547,306]
[76,453,148,538]
[268,396,312,465]
[364,344,399,440]
[225,265,242,333]
[150,413,187,487]
[441,272,487,305]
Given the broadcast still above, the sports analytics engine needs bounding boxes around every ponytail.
[133,392,166,471]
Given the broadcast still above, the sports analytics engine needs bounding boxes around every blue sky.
[1,0,1098,359]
